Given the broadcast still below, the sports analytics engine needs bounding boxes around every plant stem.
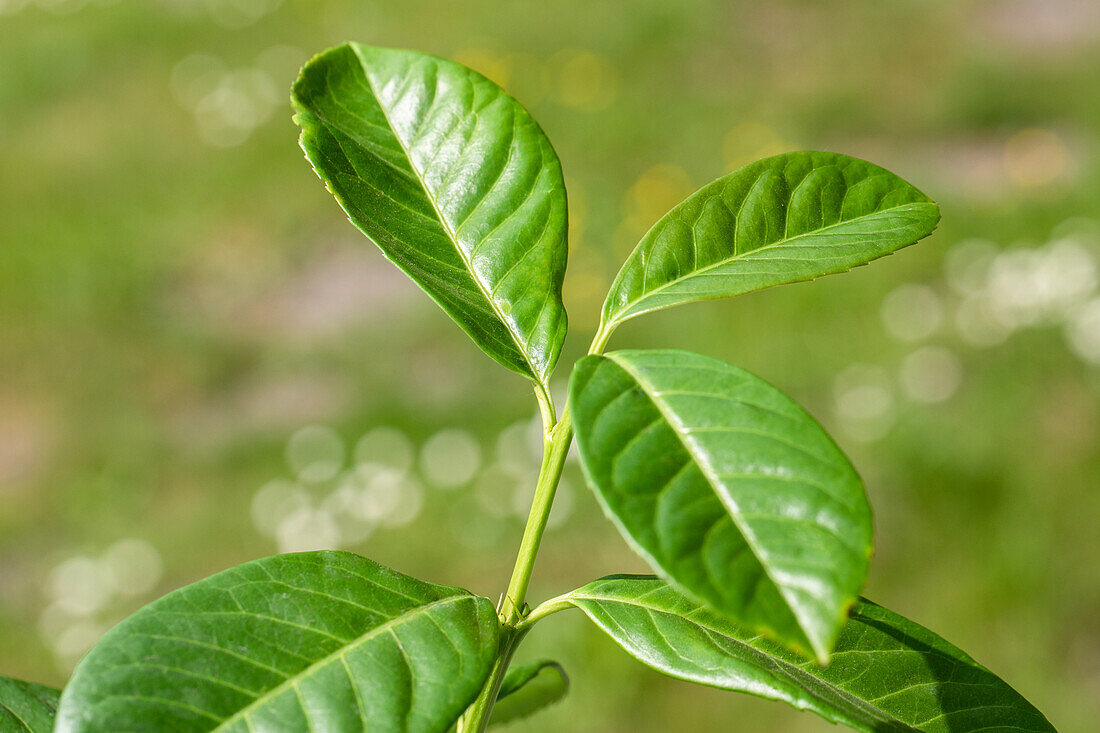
[457,421,571,733]
[455,629,524,733]
[458,324,616,732]
[499,407,573,626]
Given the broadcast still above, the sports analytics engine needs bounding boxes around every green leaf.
[0,675,60,732]
[563,575,1055,733]
[570,349,871,661]
[55,551,500,733]
[489,660,569,727]
[292,44,568,385]
[601,151,939,328]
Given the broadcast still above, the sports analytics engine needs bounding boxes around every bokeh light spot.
[101,539,163,597]
[286,425,345,483]
[354,426,415,473]
[420,429,481,489]
[47,556,112,616]
[881,284,944,342]
[251,479,311,536]
[900,347,964,404]
[834,364,896,442]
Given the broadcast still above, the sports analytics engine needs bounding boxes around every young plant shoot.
[3,44,1057,733]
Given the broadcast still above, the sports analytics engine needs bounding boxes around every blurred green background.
[2,0,1098,730]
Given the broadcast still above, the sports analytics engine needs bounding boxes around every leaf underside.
[570,349,872,661]
[568,576,1056,733]
[489,660,569,727]
[0,674,60,733]
[293,43,568,385]
[55,551,499,733]
[602,151,940,328]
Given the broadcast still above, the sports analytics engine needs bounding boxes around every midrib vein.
[350,46,543,385]
[611,201,931,322]
[1,705,33,733]
[569,591,908,732]
[212,594,469,731]
[603,353,813,652]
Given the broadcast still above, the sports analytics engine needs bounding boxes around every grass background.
[1,0,1098,730]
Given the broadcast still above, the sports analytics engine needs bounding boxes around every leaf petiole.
[514,595,576,632]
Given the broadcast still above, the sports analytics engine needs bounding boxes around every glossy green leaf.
[570,349,871,661]
[55,551,499,733]
[0,675,60,733]
[293,44,568,385]
[488,660,568,727]
[602,151,939,328]
[563,575,1055,733]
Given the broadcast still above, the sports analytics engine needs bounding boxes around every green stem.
[499,407,573,625]
[455,629,524,733]
[457,422,570,733]
[457,323,616,733]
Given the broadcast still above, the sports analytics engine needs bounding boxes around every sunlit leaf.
[55,551,499,733]
[602,151,939,328]
[293,44,568,385]
[0,674,60,733]
[489,660,568,727]
[570,349,871,660]
[564,575,1055,733]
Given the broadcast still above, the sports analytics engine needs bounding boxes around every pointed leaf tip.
[565,576,1055,733]
[292,44,569,385]
[602,151,939,328]
[570,349,873,660]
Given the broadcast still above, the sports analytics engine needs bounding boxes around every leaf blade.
[570,349,872,660]
[488,660,569,727]
[55,551,500,733]
[0,675,60,733]
[602,152,939,327]
[565,575,1055,733]
[292,44,569,384]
